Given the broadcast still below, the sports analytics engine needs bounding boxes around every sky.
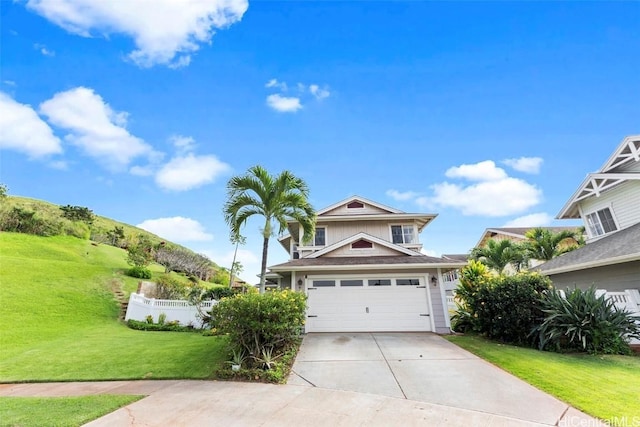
[1,1,639,283]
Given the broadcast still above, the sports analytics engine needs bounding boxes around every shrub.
[126,319,195,332]
[0,207,62,236]
[207,285,235,300]
[452,267,552,346]
[126,266,152,279]
[127,235,155,268]
[211,290,306,366]
[534,287,640,354]
[59,205,94,224]
[154,274,188,299]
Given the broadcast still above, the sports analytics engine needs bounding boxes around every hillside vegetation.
[0,232,228,381]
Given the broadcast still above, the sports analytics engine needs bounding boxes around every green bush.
[452,267,552,346]
[534,287,640,354]
[126,319,196,332]
[211,290,306,366]
[0,207,62,236]
[126,266,152,279]
[154,274,188,299]
[207,285,235,300]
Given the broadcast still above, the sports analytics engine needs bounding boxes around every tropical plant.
[524,227,583,261]
[469,239,527,273]
[534,286,640,354]
[126,234,155,268]
[223,165,316,293]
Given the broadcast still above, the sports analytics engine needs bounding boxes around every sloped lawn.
[447,334,640,424]
[0,233,228,381]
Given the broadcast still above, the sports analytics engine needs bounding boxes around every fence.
[124,293,217,329]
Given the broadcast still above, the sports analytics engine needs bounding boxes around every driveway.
[287,333,594,426]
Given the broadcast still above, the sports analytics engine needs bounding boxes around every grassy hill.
[0,232,228,382]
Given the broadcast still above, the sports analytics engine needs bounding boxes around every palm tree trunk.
[259,235,269,294]
[228,240,239,289]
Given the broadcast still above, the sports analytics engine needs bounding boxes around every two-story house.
[537,135,640,293]
[267,196,466,333]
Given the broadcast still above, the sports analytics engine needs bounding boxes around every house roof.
[317,195,403,215]
[557,135,640,219]
[442,254,469,262]
[269,255,467,272]
[474,226,581,248]
[536,222,640,275]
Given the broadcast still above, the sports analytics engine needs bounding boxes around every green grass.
[0,395,143,427]
[0,232,228,381]
[447,334,640,424]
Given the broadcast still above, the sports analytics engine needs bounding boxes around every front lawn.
[0,233,228,381]
[447,334,640,423]
[0,395,143,427]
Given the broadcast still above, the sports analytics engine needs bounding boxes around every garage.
[305,276,432,332]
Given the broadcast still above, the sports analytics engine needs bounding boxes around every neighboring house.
[474,227,581,250]
[441,254,468,294]
[537,135,640,294]
[267,196,466,333]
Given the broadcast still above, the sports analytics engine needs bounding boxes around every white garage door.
[305,277,431,332]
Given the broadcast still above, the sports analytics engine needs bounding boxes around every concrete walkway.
[0,333,605,426]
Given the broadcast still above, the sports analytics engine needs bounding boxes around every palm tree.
[223,165,316,293]
[470,239,527,274]
[524,227,583,261]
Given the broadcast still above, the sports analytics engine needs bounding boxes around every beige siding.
[580,180,640,232]
[322,203,392,216]
[548,261,640,292]
[324,243,405,257]
[318,220,409,245]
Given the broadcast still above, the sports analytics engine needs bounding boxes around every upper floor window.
[585,207,618,237]
[391,225,415,244]
[347,201,364,209]
[314,227,326,246]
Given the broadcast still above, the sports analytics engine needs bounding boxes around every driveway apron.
[288,333,574,426]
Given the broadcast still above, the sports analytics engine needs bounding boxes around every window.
[292,244,299,259]
[396,278,420,286]
[586,208,617,237]
[341,279,363,287]
[312,280,335,287]
[391,225,415,244]
[314,227,326,246]
[351,239,373,249]
[368,279,391,286]
[347,201,364,209]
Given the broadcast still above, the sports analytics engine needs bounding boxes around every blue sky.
[1,1,639,282]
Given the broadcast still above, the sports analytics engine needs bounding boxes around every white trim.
[437,268,451,329]
[601,135,640,172]
[270,261,467,272]
[350,239,375,251]
[316,195,403,215]
[306,232,421,258]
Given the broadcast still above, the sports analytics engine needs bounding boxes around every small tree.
[0,183,8,200]
[60,205,95,224]
[106,226,125,247]
[127,235,155,268]
[524,227,583,261]
[470,239,527,274]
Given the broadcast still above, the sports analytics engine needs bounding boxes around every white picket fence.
[124,293,217,329]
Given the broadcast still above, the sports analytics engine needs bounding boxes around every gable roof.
[536,222,640,275]
[558,135,640,219]
[316,195,402,215]
[306,232,420,258]
[475,226,581,248]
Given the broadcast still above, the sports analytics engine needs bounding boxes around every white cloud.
[25,0,248,68]
[155,153,230,191]
[169,134,196,154]
[265,79,287,91]
[420,248,439,257]
[0,92,63,158]
[422,177,542,216]
[129,165,155,177]
[39,87,152,170]
[266,94,302,113]
[34,43,55,56]
[503,157,544,174]
[3,80,16,87]
[502,212,553,227]
[309,84,330,100]
[137,217,213,242]
[386,189,420,201]
[445,160,507,181]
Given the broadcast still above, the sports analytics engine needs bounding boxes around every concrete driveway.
[287,333,590,426]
